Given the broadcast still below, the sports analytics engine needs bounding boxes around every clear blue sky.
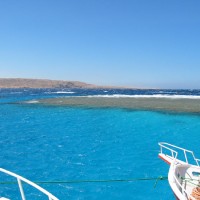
[0,0,200,89]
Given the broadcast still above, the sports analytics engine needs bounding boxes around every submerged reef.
[31,97,200,114]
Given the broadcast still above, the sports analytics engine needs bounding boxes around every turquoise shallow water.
[1,89,200,199]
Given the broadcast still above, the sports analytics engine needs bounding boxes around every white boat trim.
[0,168,59,200]
[158,142,200,200]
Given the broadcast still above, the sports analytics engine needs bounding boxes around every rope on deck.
[181,177,200,187]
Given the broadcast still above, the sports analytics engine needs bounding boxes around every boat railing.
[0,168,59,200]
[158,142,200,166]
[172,170,196,200]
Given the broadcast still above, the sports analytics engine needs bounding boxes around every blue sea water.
[1,88,200,199]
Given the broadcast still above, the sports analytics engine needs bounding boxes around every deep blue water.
[1,88,200,199]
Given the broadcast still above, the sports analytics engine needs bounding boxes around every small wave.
[75,162,85,166]
[10,92,23,94]
[45,91,75,94]
[83,94,200,99]
[25,100,39,104]
[157,91,177,94]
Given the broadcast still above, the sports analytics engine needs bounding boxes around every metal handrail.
[158,142,200,166]
[0,168,59,200]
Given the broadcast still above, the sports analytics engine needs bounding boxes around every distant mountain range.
[0,78,101,89]
[0,78,132,89]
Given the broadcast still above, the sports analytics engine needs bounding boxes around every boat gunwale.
[169,163,198,200]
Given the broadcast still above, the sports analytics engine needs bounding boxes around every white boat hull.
[159,142,200,200]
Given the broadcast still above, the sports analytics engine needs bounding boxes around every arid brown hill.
[0,78,96,88]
